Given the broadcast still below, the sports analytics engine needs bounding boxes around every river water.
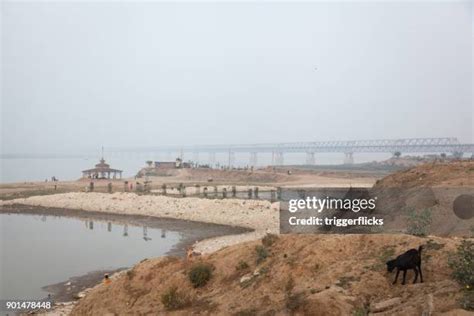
[0,209,247,302]
[0,212,181,300]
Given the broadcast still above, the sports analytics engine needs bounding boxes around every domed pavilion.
[82,156,122,180]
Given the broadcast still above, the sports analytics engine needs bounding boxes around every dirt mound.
[369,161,474,237]
[71,234,469,315]
[374,161,474,189]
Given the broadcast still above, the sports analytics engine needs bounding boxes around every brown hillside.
[370,161,474,237]
[71,234,470,315]
[373,161,474,188]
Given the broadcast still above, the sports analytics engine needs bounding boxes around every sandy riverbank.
[0,166,381,201]
[1,192,279,253]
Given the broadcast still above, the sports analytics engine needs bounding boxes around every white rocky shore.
[1,192,279,253]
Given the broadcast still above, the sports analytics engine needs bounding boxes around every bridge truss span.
[107,137,474,166]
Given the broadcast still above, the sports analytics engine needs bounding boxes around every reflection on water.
[0,213,182,300]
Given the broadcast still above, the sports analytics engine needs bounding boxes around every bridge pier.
[249,152,258,167]
[344,152,354,165]
[193,152,200,165]
[208,152,216,166]
[228,151,235,168]
[274,152,284,165]
[306,152,315,165]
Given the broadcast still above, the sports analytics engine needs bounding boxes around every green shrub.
[352,306,369,316]
[448,240,474,289]
[459,290,474,311]
[284,275,306,312]
[406,208,432,236]
[188,263,213,288]
[336,276,359,289]
[161,286,190,310]
[258,266,269,275]
[286,292,306,312]
[262,233,279,247]
[255,245,268,264]
[367,246,396,271]
[236,260,249,271]
[379,246,396,263]
[425,239,445,250]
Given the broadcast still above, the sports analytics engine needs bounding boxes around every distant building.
[174,157,191,168]
[154,161,176,169]
[82,157,122,179]
[153,158,191,169]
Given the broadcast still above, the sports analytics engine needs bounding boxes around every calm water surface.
[0,213,181,300]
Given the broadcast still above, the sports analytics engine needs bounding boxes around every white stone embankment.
[1,192,279,253]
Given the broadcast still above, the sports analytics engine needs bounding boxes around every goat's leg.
[413,267,419,283]
[402,270,407,285]
[393,268,400,284]
[418,264,423,283]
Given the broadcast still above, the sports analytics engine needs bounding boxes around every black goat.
[386,246,423,285]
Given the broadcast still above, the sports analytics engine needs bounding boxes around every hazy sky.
[1,1,473,154]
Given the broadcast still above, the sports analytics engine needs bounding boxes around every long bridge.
[108,137,474,166]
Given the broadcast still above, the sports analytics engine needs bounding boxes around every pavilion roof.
[82,167,122,173]
[82,158,122,173]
